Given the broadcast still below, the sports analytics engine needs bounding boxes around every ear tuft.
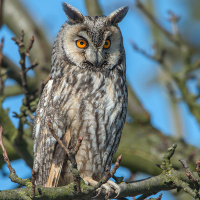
[62,3,84,23]
[107,6,128,25]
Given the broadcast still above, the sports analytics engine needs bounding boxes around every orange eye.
[103,39,111,49]
[76,39,87,48]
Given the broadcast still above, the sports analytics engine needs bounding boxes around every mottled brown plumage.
[33,3,128,187]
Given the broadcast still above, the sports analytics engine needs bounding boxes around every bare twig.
[48,120,70,155]
[98,155,122,188]
[92,155,122,198]
[179,159,191,172]
[168,10,180,36]
[24,59,38,73]
[48,120,82,193]
[0,126,15,173]
[0,126,31,186]
[10,31,39,136]
[135,0,179,44]
[12,31,29,105]
[130,41,166,63]
[110,154,122,177]
[179,159,199,188]
[178,159,200,198]
[26,36,34,56]
[67,137,83,194]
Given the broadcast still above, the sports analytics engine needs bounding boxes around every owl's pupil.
[80,41,84,45]
[105,42,108,45]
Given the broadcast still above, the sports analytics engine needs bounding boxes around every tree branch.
[3,0,51,84]
[84,0,103,16]
[0,126,31,186]
[1,125,199,200]
[135,0,180,45]
[0,153,199,199]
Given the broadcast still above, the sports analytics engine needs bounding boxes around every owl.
[33,2,128,192]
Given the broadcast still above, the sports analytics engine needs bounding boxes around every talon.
[113,187,121,198]
[106,191,110,199]
[101,184,111,199]
[107,180,121,198]
[114,191,120,199]
[92,187,102,198]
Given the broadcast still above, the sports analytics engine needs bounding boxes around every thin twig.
[135,0,179,44]
[92,155,122,199]
[168,10,180,36]
[26,36,34,56]
[48,120,82,193]
[179,159,200,198]
[48,120,70,155]
[12,31,29,105]
[11,31,39,135]
[0,126,15,173]
[0,126,31,186]
[110,154,122,177]
[24,59,38,73]
[179,159,198,186]
[131,41,166,64]
[74,136,83,154]
[179,159,191,172]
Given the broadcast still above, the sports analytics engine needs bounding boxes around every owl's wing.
[33,79,70,186]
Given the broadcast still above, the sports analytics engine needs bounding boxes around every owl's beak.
[87,50,103,67]
[92,54,98,67]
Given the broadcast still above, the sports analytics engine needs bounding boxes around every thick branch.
[0,170,197,200]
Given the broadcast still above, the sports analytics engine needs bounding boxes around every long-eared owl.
[33,3,128,188]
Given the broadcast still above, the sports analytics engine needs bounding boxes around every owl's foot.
[84,155,122,198]
[84,177,120,198]
[94,180,121,199]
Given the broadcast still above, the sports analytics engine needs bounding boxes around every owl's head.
[51,3,128,76]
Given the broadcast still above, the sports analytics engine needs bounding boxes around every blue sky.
[0,0,199,199]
